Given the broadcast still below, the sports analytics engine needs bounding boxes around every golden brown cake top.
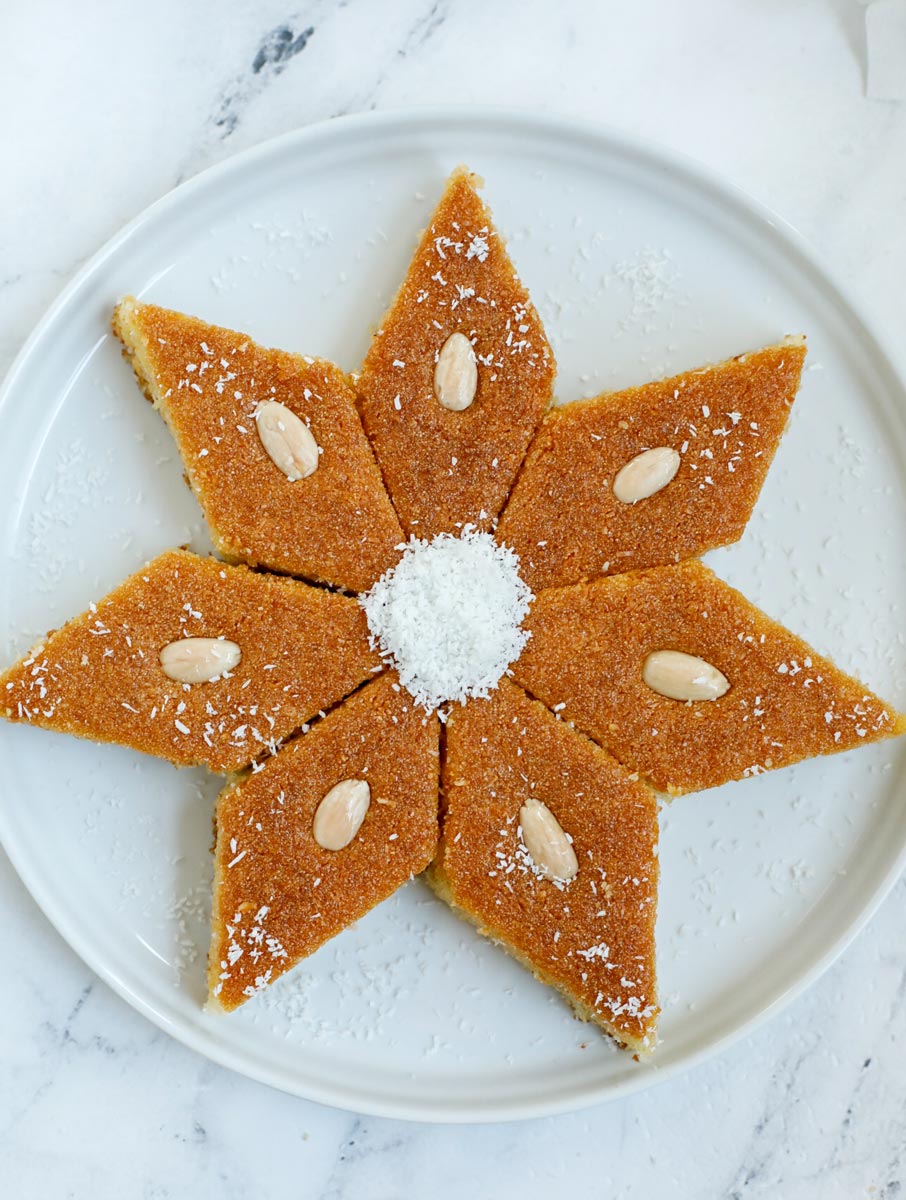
[497,339,806,590]
[437,680,659,1051]
[208,673,440,1010]
[356,166,555,538]
[514,559,906,795]
[113,298,403,594]
[0,550,379,772]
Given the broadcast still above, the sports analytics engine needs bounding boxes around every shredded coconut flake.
[360,527,533,712]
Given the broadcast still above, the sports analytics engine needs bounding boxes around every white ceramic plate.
[3,109,906,1123]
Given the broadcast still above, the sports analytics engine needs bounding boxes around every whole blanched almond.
[643,650,729,701]
[313,778,371,851]
[159,637,242,683]
[519,797,578,882]
[434,332,478,411]
[255,400,319,480]
[613,446,681,504]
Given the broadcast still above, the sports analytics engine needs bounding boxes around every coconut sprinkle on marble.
[361,526,533,712]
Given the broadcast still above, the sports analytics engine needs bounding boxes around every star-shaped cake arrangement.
[3,166,904,1057]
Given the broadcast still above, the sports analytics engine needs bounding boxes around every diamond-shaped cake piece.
[0,550,379,772]
[208,673,440,1010]
[356,166,555,538]
[496,339,807,590]
[113,299,403,593]
[513,560,906,795]
[430,680,659,1053]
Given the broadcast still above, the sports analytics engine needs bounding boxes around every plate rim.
[2,104,906,1123]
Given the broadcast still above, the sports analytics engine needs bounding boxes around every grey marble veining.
[205,21,318,152]
[2,1,906,1196]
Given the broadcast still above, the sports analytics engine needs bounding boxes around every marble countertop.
[3,2,906,1195]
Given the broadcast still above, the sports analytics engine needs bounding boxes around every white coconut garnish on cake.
[360,526,533,712]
